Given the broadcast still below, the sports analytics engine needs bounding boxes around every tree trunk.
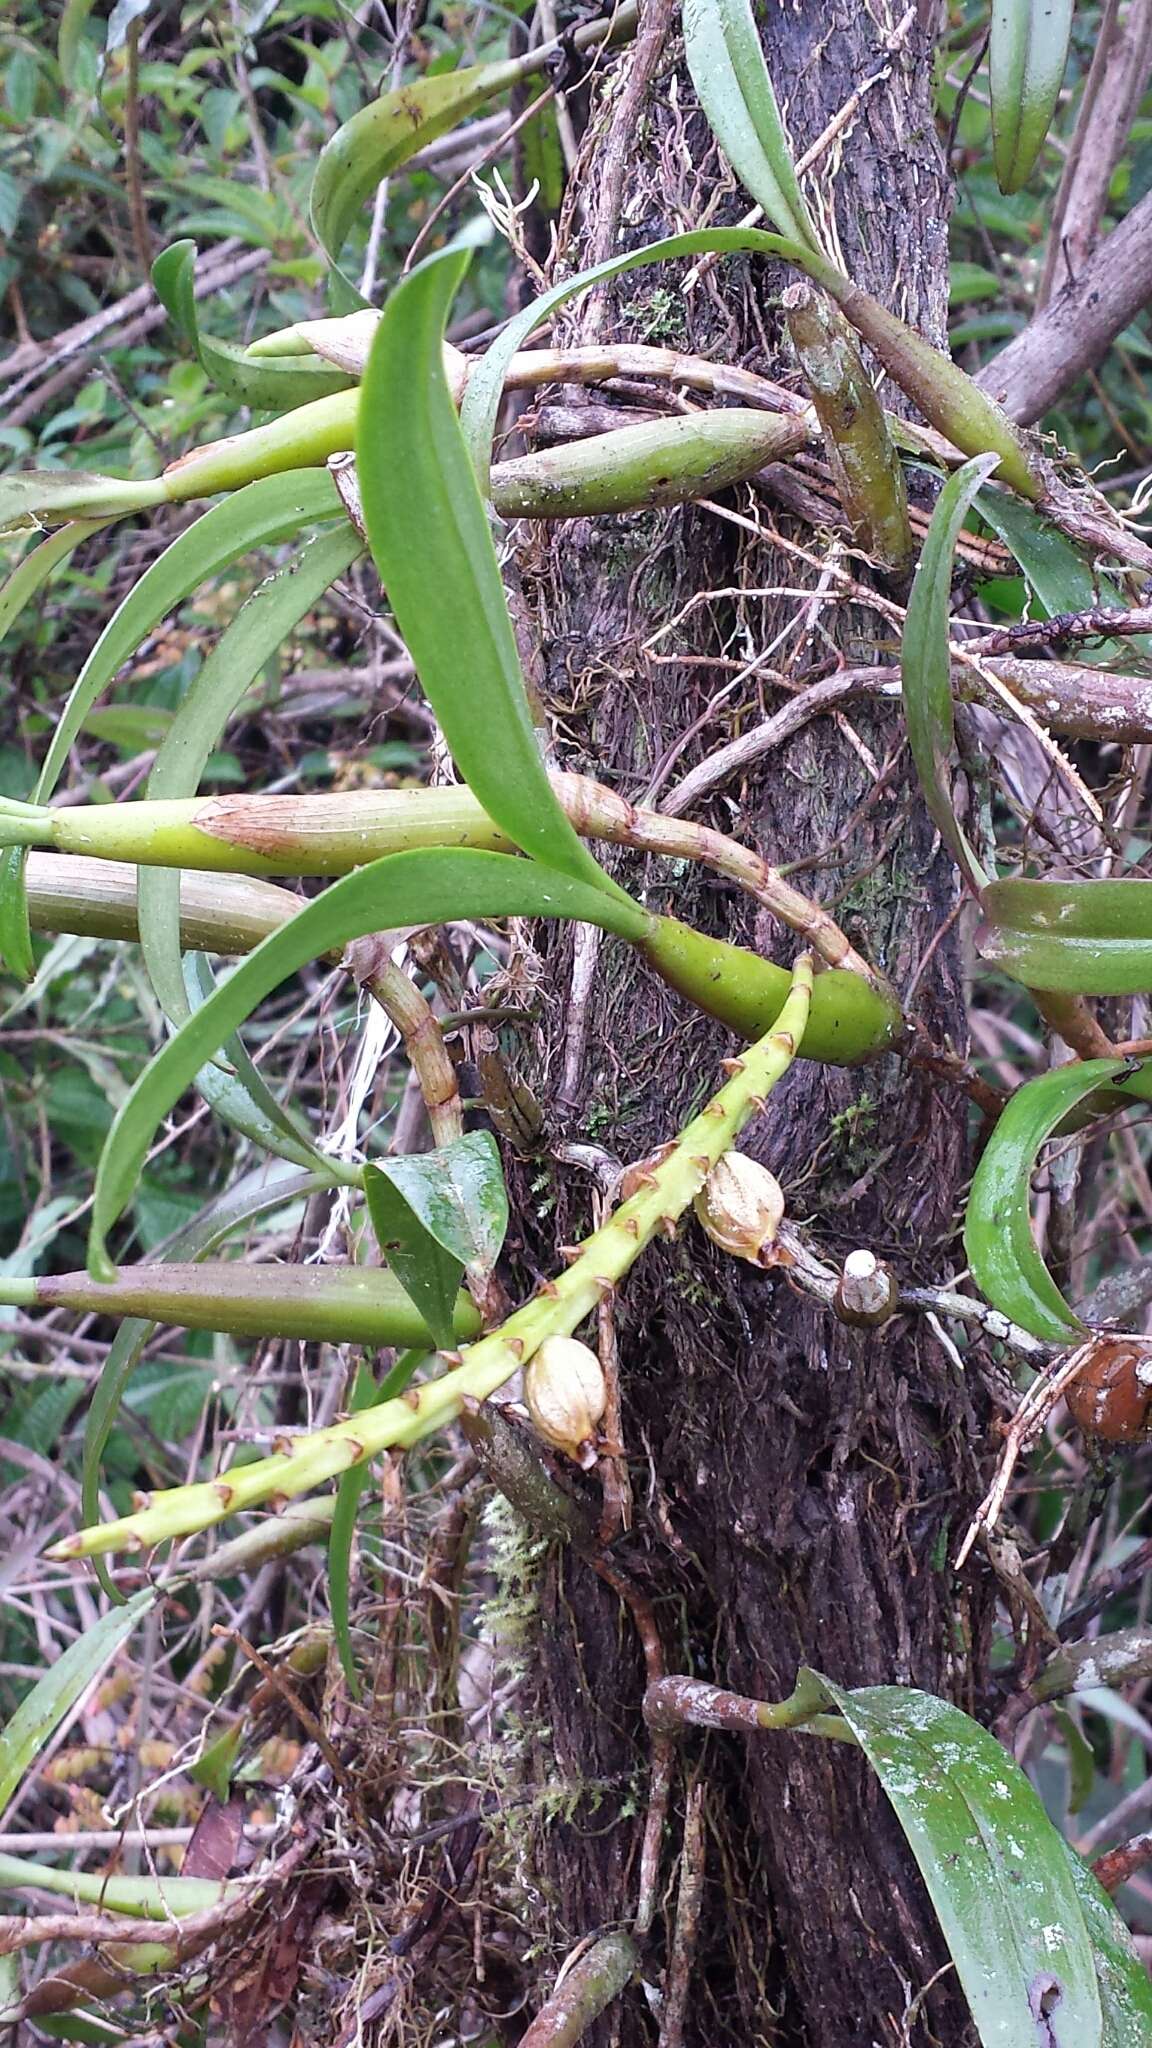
[508,5,992,2043]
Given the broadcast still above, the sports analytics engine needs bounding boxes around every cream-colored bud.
[693,1152,784,1264]
[523,1336,607,1468]
[833,1248,898,1327]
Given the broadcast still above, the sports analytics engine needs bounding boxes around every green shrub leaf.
[819,1677,1103,2047]
[363,1131,507,1347]
[901,452,1000,893]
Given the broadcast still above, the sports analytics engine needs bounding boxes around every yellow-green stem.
[46,959,813,1559]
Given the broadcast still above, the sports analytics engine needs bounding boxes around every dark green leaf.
[1063,1845,1152,2043]
[901,453,1000,893]
[363,1166,464,1350]
[976,491,1152,669]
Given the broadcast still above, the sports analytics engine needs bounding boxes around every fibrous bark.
[506,5,991,2042]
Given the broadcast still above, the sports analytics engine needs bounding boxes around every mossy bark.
[507,4,991,2042]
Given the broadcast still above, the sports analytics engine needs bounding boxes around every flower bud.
[523,1336,607,1467]
[693,1153,784,1265]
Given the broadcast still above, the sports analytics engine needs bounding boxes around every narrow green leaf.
[1052,1706,1096,1817]
[83,1168,342,1598]
[963,1056,1145,1341]
[0,1588,155,1813]
[363,1167,465,1349]
[329,1358,383,1697]
[358,246,631,907]
[133,525,362,1184]
[0,471,342,981]
[1063,1846,1152,2043]
[819,1678,1102,2048]
[310,59,526,305]
[0,520,111,647]
[979,879,1152,995]
[153,242,353,406]
[88,849,647,1277]
[58,0,99,88]
[901,453,1000,894]
[990,0,1074,194]
[681,0,822,250]
[975,490,1151,669]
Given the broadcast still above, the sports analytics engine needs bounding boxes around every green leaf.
[819,1678,1103,2047]
[89,849,647,1278]
[188,1720,243,1803]
[975,491,1151,669]
[0,520,111,648]
[329,1358,383,1698]
[83,1167,340,1598]
[310,59,527,305]
[681,0,822,251]
[1063,1846,1152,2043]
[963,1057,1146,1341]
[990,0,1074,194]
[57,0,99,90]
[0,470,342,981]
[135,526,364,1178]
[979,879,1152,994]
[900,453,1000,894]
[152,242,353,406]
[0,1588,155,1814]
[358,246,632,908]
[374,1131,508,1275]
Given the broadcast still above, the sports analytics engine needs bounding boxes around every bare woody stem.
[45,958,814,1560]
[518,1934,638,2048]
[642,1672,854,1745]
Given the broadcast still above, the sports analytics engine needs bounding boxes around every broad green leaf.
[58,0,99,89]
[153,242,352,406]
[975,491,1151,669]
[901,453,999,893]
[1063,1846,1152,2043]
[88,849,648,1277]
[364,1167,465,1350]
[980,879,1152,994]
[370,1131,508,1275]
[310,59,527,305]
[681,0,821,251]
[82,1167,342,1598]
[0,471,343,980]
[963,1057,1146,1341]
[819,1678,1102,2047]
[990,0,1074,194]
[358,246,632,908]
[0,1851,234,1919]
[0,519,110,647]
[0,1588,155,1812]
